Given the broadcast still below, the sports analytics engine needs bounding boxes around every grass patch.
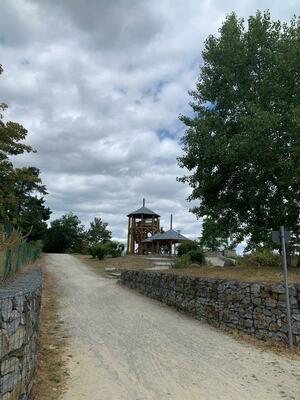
[169,263,300,284]
[75,254,154,277]
[76,253,300,284]
[31,263,68,400]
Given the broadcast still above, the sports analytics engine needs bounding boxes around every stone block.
[264,298,277,308]
[271,284,285,294]
[1,357,20,375]
[250,283,261,294]
[1,299,13,322]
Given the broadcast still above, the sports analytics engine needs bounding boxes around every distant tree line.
[43,214,114,254]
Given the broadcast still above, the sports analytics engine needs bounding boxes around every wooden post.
[130,217,135,254]
[139,214,144,255]
[127,217,131,255]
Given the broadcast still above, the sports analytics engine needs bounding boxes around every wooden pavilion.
[127,199,160,255]
[142,214,190,255]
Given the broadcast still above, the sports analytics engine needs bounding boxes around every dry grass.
[76,254,300,284]
[170,263,300,284]
[76,254,154,277]
[31,264,68,400]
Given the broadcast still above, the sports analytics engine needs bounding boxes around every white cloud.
[0,0,298,242]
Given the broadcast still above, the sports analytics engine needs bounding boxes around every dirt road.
[46,254,300,400]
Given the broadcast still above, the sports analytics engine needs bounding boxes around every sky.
[0,0,298,243]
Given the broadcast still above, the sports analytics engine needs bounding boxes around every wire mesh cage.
[0,269,42,399]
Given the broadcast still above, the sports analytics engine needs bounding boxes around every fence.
[0,223,42,280]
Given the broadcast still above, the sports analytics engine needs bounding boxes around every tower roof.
[127,199,160,217]
[127,206,160,217]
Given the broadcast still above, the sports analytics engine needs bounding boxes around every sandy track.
[46,254,300,400]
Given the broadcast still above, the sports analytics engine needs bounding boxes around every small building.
[141,215,190,255]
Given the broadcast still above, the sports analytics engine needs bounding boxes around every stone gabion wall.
[0,268,42,400]
[120,270,300,347]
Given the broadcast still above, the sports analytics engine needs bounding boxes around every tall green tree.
[87,217,112,245]
[200,218,230,251]
[0,64,50,236]
[178,11,300,250]
[0,65,33,163]
[44,213,85,253]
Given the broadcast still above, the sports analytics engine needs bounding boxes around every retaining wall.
[0,268,42,399]
[120,270,300,347]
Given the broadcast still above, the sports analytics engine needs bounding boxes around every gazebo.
[127,199,160,255]
[142,215,190,255]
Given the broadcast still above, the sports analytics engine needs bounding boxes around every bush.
[88,244,106,260]
[95,246,106,260]
[89,241,125,260]
[177,241,200,256]
[29,240,44,252]
[188,249,205,264]
[174,253,191,269]
[103,241,125,258]
[242,250,281,267]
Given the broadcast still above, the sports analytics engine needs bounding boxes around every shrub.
[95,245,106,260]
[242,250,281,267]
[177,241,200,256]
[188,249,205,264]
[29,240,44,252]
[89,241,125,260]
[103,241,124,258]
[88,244,106,260]
[88,245,98,259]
[174,253,191,269]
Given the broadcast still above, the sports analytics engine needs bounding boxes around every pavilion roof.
[142,229,190,243]
[142,232,161,243]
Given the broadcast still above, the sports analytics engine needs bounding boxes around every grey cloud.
[1,0,299,244]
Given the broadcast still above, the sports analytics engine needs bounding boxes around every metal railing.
[0,222,42,280]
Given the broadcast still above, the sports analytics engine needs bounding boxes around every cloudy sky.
[0,0,298,242]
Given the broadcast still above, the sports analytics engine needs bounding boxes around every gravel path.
[46,254,300,400]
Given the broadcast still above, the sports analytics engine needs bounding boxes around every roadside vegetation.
[169,260,300,284]
[31,263,68,400]
[175,241,206,268]
[0,223,43,281]
[171,241,300,283]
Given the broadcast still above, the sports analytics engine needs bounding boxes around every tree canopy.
[199,218,230,251]
[44,213,85,253]
[0,64,50,237]
[87,217,112,245]
[178,11,300,250]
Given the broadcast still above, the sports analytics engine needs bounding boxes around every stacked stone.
[120,270,300,348]
[0,268,42,400]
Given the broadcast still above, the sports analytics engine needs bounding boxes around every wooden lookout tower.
[127,199,160,255]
